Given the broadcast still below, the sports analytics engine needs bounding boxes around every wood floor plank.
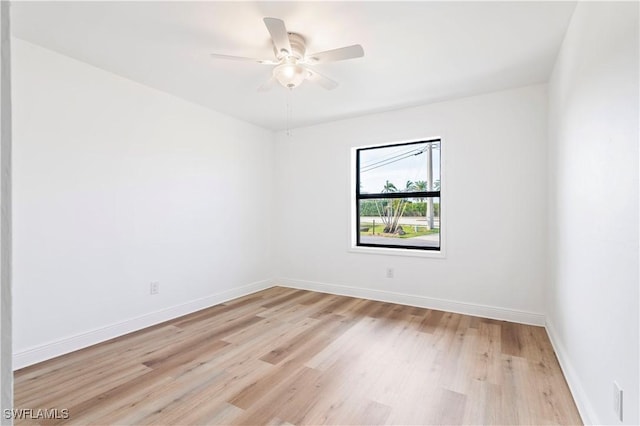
[230,366,324,425]
[418,309,445,334]
[14,287,582,425]
[304,314,378,371]
[257,292,345,324]
[473,319,502,385]
[435,388,467,425]
[260,319,332,366]
[462,379,503,425]
[260,289,310,309]
[15,324,182,386]
[184,402,245,425]
[18,362,153,412]
[308,295,356,319]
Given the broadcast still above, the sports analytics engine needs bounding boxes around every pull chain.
[285,87,293,137]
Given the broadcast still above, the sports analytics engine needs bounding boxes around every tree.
[375,180,415,234]
[382,180,397,193]
[414,180,427,202]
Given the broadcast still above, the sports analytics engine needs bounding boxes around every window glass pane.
[359,141,440,195]
[358,197,440,249]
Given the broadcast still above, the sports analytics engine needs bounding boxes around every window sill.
[348,245,446,259]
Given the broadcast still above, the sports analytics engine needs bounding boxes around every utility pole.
[425,143,434,230]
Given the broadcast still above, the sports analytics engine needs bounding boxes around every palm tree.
[414,181,427,208]
[374,180,395,232]
[379,180,416,234]
[414,180,427,194]
[382,180,397,193]
[388,181,416,232]
[376,180,426,235]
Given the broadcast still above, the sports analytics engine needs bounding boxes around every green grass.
[359,222,439,239]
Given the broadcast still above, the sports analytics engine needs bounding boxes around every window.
[355,139,441,251]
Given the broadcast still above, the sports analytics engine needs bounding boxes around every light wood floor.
[15,287,582,425]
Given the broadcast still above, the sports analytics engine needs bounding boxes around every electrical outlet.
[150,281,160,295]
[613,381,623,422]
[386,268,394,278]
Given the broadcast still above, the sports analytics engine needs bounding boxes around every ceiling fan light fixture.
[273,63,308,89]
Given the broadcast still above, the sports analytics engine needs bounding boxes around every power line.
[361,144,429,173]
[360,145,426,168]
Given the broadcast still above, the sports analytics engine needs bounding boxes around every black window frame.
[355,138,441,251]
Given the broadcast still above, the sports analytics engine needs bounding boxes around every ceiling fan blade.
[257,77,276,92]
[306,67,338,90]
[210,53,277,64]
[263,17,292,57]
[306,45,364,64]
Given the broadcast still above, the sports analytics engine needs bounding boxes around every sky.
[359,141,440,194]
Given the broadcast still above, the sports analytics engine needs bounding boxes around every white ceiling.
[11,1,576,131]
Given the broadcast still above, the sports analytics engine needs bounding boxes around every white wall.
[547,2,639,425]
[11,39,275,367]
[275,85,548,323]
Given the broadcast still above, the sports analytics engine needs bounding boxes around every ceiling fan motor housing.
[276,33,306,60]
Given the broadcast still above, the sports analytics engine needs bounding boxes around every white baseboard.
[276,278,545,326]
[545,320,596,425]
[13,279,274,370]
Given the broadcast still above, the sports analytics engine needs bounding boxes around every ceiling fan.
[210,17,364,91]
